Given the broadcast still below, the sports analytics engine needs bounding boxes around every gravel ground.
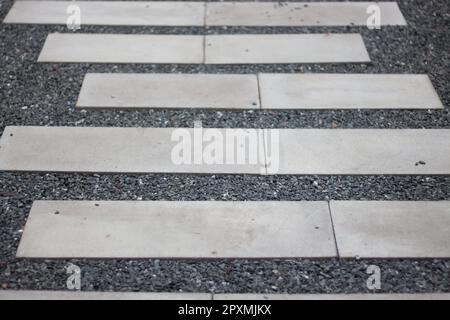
[0,0,449,294]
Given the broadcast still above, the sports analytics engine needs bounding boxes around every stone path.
[0,0,448,299]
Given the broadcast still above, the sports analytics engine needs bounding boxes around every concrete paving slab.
[206,2,407,26]
[0,290,212,300]
[204,34,370,64]
[16,201,336,258]
[0,126,265,174]
[37,33,204,64]
[76,73,259,109]
[2,291,447,300]
[2,127,449,175]
[331,201,450,258]
[259,73,443,109]
[214,293,450,300]
[273,129,450,175]
[4,1,205,26]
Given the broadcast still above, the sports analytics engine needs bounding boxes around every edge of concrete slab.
[213,293,450,300]
[0,290,212,300]
[1,291,448,300]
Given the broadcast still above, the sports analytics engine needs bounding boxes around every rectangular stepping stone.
[273,129,450,175]
[2,291,448,300]
[206,1,407,26]
[0,126,265,174]
[38,33,204,64]
[76,73,260,109]
[331,201,450,258]
[2,127,450,175]
[4,1,205,26]
[0,290,212,300]
[259,74,443,109]
[16,201,336,258]
[204,34,370,64]
[214,293,450,300]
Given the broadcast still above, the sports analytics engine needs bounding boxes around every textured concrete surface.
[16,201,336,258]
[258,73,443,109]
[77,73,259,109]
[0,290,212,300]
[0,126,265,174]
[274,129,450,175]
[214,293,450,300]
[0,0,449,294]
[38,33,204,63]
[2,127,449,175]
[2,290,448,300]
[331,201,450,258]
[5,1,407,27]
[4,1,206,26]
[204,34,370,64]
[206,2,407,26]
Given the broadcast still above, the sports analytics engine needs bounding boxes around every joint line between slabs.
[327,201,340,258]
[257,74,267,174]
[262,129,268,175]
[202,35,206,65]
[202,2,207,28]
[256,73,263,110]
[202,3,207,64]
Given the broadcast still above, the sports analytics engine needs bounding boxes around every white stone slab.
[273,129,450,175]
[3,1,205,26]
[16,201,336,258]
[204,34,370,64]
[2,127,450,175]
[1,290,448,300]
[259,74,443,109]
[38,33,204,64]
[0,126,265,174]
[214,293,450,300]
[331,201,450,258]
[0,290,212,300]
[206,2,407,26]
[76,73,260,109]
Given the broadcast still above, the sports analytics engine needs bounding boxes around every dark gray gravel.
[0,0,449,294]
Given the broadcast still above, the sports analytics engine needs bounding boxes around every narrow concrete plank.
[4,1,205,26]
[205,34,370,64]
[38,33,204,64]
[259,74,443,109]
[0,290,212,300]
[2,291,448,300]
[331,201,450,258]
[206,2,407,26]
[2,127,449,175]
[76,73,259,109]
[16,201,336,258]
[214,293,450,300]
[273,129,450,175]
[0,126,264,174]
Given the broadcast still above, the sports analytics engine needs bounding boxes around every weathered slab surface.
[204,34,370,64]
[16,201,336,258]
[38,33,204,64]
[77,73,259,109]
[259,74,443,109]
